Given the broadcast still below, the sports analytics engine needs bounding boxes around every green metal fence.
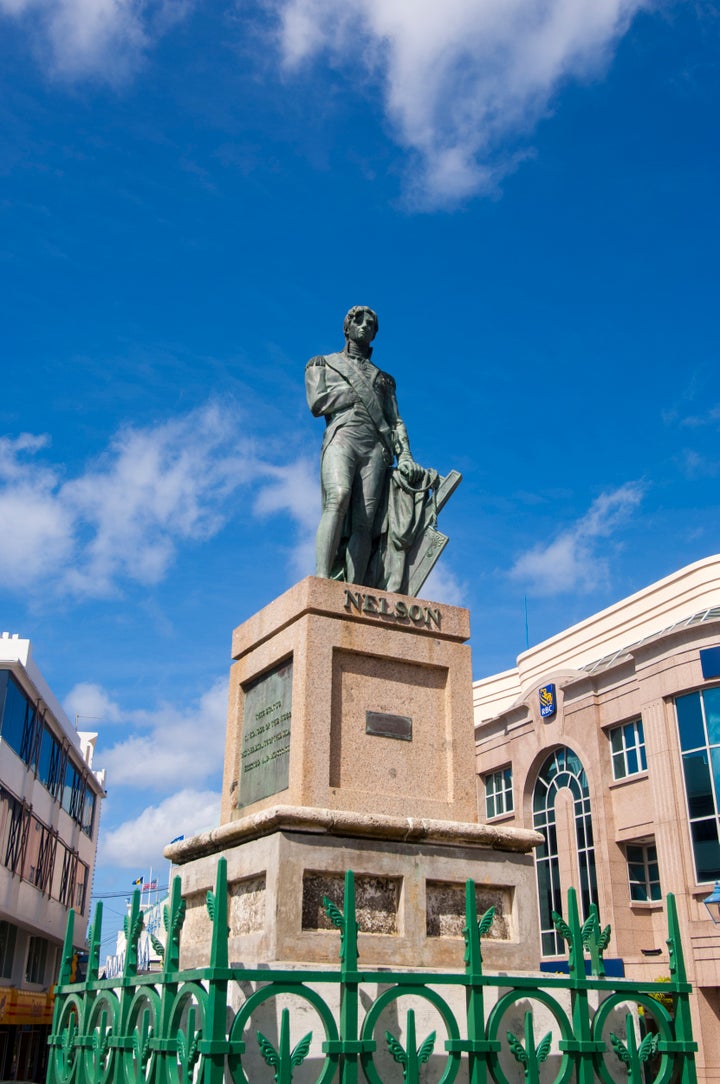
[47,858,697,1084]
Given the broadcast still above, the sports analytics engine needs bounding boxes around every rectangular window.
[50,841,67,902]
[2,792,29,875]
[19,700,41,772]
[82,790,96,838]
[58,846,78,909]
[0,673,44,772]
[61,762,76,816]
[34,823,57,894]
[610,719,647,780]
[626,842,661,901]
[676,689,720,882]
[0,671,8,728]
[70,775,85,825]
[37,724,52,788]
[0,673,31,759]
[61,760,85,825]
[25,936,48,985]
[484,767,513,819]
[9,806,56,896]
[74,861,88,915]
[48,737,66,804]
[22,815,43,885]
[0,920,17,980]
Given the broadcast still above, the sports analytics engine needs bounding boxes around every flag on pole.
[169,835,185,844]
[132,876,143,885]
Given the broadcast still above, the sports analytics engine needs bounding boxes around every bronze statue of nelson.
[305,305,460,597]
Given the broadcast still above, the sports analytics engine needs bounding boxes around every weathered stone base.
[168,805,541,971]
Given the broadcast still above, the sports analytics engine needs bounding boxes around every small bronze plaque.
[365,711,412,741]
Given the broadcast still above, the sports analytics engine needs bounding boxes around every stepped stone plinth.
[166,577,541,969]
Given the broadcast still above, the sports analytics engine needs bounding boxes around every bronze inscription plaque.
[365,710,413,741]
[238,660,293,808]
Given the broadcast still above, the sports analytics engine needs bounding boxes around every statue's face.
[346,308,377,347]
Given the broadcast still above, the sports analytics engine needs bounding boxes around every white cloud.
[0,0,191,78]
[0,403,314,599]
[0,433,51,478]
[66,677,224,871]
[0,434,75,580]
[100,676,228,788]
[2,1,647,201]
[99,787,220,868]
[679,449,720,479]
[275,0,647,205]
[678,405,720,428]
[62,404,254,595]
[509,482,645,596]
[422,561,466,607]
[64,681,124,725]
[74,676,225,870]
[0,482,75,579]
[253,457,319,532]
[252,457,319,578]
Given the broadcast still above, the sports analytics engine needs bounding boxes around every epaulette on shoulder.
[377,369,396,391]
[306,355,326,368]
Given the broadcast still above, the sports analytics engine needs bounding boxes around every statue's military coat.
[305,350,410,463]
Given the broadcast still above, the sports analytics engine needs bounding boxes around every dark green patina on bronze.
[238,660,293,808]
[48,863,698,1084]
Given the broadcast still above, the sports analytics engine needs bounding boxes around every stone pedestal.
[167,578,542,970]
[221,576,476,823]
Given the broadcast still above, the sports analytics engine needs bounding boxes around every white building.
[104,886,168,980]
[0,633,105,1082]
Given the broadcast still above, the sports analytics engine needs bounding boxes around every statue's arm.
[387,383,423,483]
[305,357,356,417]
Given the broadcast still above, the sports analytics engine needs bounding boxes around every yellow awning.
[0,987,55,1027]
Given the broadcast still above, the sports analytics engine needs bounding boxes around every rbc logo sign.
[539,683,556,719]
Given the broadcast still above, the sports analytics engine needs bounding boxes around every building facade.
[0,633,105,1081]
[474,554,720,1083]
[104,884,168,980]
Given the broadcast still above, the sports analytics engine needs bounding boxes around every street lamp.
[702,881,720,924]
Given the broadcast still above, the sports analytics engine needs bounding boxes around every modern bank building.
[474,553,720,1082]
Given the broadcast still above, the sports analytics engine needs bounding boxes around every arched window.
[675,688,720,882]
[532,747,598,955]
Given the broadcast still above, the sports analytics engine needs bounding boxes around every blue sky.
[1,0,719,953]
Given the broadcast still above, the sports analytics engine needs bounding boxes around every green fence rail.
[48,859,698,1084]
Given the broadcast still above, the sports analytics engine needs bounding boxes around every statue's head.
[344,305,378,346]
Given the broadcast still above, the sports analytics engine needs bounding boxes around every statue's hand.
[398,455,424,486]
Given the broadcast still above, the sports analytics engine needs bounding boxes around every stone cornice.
[165,804,542,863]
